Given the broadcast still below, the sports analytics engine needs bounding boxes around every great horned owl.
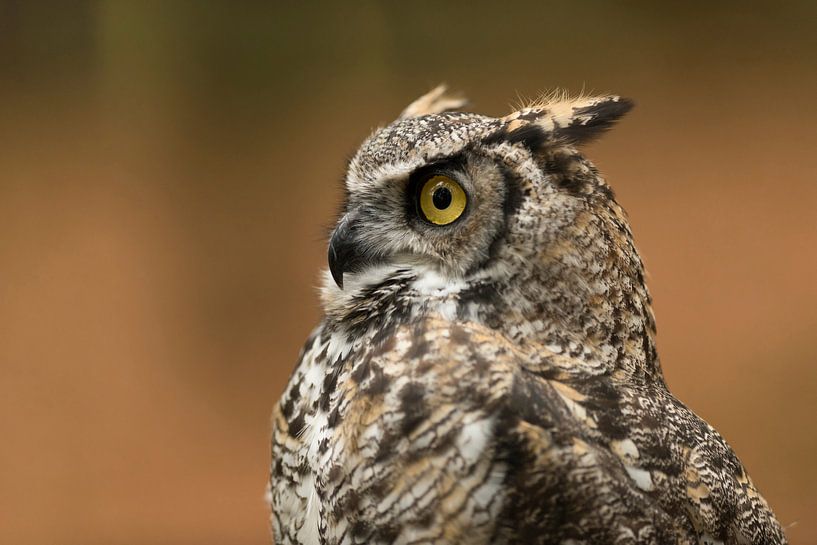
[269,86,786,545]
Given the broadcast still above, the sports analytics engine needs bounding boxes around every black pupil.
[432,186,452,210]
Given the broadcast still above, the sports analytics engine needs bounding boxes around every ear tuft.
[399,84,468,120]
[502,93,634,145]
[558,96,634,143]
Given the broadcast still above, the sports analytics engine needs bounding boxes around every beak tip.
[331,269,344,289]
[328,213,361,290]
[328,248,345,289]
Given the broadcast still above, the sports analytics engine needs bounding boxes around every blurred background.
[1,2,816,544]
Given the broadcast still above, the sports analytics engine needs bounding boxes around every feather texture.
[270,87,786,545]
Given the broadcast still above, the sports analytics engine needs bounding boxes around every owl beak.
[328,214,360,289]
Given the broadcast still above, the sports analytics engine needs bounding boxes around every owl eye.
[417,175,467,225]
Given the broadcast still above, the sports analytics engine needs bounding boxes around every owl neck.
[471,201,663,383]
[477,253,662,384]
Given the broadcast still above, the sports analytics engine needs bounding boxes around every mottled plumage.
[269,86,786,544]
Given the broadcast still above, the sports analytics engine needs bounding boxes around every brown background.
[1,2,815,544]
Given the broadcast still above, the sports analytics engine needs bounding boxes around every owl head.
[323,86,642,339]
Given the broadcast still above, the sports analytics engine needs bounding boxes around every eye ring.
[417,175,467,226]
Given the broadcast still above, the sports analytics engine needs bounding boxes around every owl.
[269,86,787,545]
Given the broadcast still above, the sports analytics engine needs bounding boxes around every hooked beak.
[328,213,367,289]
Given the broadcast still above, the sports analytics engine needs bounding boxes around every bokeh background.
[1,2,816,544]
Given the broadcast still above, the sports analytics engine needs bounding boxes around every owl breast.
[270,316,517,545]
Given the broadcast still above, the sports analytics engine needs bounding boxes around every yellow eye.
[418,175,467,225]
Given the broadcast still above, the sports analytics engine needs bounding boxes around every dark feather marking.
[365,364,389,396]
[457,282,505,328]
[350,519,371,539]
[281,383,298,419]
[405,325,430,361]
[287,412,305,438]
[482,124,548,153]
[319,367,340,411]
[506,123,548,150]
[479,164,525,269]
[374,431,399,463]
[449,323,471,345]
[326,405,341,428]
[372,524,400,543]
[350,355,371,384]
[399,382,429,436]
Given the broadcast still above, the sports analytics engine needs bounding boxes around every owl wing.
[504,373,788,545]
[614,386,788,545]
[320,316,694,544]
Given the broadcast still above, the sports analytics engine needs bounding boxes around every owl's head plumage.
[322,85,643,348]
